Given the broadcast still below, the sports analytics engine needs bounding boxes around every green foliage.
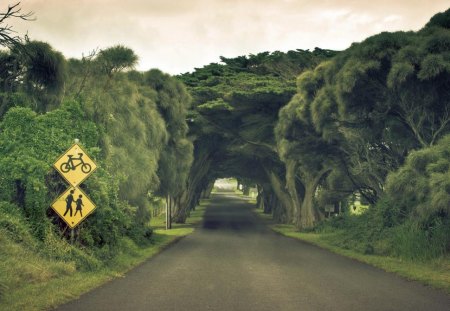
[68,67,168,206]
[198,99,234,112]
[387,62,414,87]
[0,40,68,113]
[21,41,67,94]
[141,69,193,198]
[179,49,332,158]
[0,102,98,238]
[385,134,450,219]
[16,41,67,111]
[425,8,450,29]
[418,54,450,80]
[0,80,172,249]
[218,48,338,78]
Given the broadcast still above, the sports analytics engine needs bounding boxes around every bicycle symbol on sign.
[60,153,92,174]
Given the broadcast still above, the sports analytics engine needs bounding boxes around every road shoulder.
[252,205,450,295]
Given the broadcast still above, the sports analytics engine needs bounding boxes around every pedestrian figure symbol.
[74,194,84,217]
[51,187,96,229]
[63,189,75,217]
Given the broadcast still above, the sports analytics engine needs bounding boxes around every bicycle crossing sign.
[51,187,96,229]
[53,144,97,187]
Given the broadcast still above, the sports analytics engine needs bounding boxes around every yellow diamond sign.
[54,144,97,187]
[51,187,96,229]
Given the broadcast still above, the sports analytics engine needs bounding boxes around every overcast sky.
[7,1,450,74]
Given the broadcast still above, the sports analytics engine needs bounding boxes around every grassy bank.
[253,208,450,294]
[0,202,207,311]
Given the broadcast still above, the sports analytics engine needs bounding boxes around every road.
[54,191,450,311]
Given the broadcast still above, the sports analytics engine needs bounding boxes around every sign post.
[51,143,97,232]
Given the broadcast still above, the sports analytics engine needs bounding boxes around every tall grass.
[393,219,450,261]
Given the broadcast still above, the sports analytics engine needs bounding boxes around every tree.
[96,45,138,78]
[276,78,346,229]
[278,9,450,229]
[64,48,169,228]
[20,41,66,94]
[145,69,193,226]
[387,27,450,147]
[0,40,67,115]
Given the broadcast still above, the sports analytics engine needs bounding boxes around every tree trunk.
[299,181,315,229]
[266,169,294,224]
[285,159,304,227]
[263,190,272,214]
[172,191,189,224]
[172,151,212,223]
[256,184,264,209]
[298,168,331,230]
[202,180,215,199]
[271,195,287,223]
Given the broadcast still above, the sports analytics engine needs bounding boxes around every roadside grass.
[0,202,206,311]
[253,208,450,294]
[151,202,206,236]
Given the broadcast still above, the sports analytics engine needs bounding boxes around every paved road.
[55,191,450,311]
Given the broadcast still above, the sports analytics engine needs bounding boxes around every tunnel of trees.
[0,4,449,265]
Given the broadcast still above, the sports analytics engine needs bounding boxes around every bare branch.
[0,2,34,47]
[0,3,34,23]
[75,48,99,97]
[430,104,450,146]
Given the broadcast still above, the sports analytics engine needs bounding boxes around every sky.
[6,0,450,75]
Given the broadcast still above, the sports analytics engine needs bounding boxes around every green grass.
[0,202,207,311]
[253,208,450,294]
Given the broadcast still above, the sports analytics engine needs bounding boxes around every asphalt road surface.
[54,191,450,311]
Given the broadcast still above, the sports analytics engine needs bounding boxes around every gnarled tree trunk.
[298,167,331,230]
[266,168,294,224]
[285,159,305,227]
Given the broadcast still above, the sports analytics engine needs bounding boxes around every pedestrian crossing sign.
[51,187,96,229]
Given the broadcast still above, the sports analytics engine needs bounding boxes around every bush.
[0,202,36,246]
[385,134,450,219]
